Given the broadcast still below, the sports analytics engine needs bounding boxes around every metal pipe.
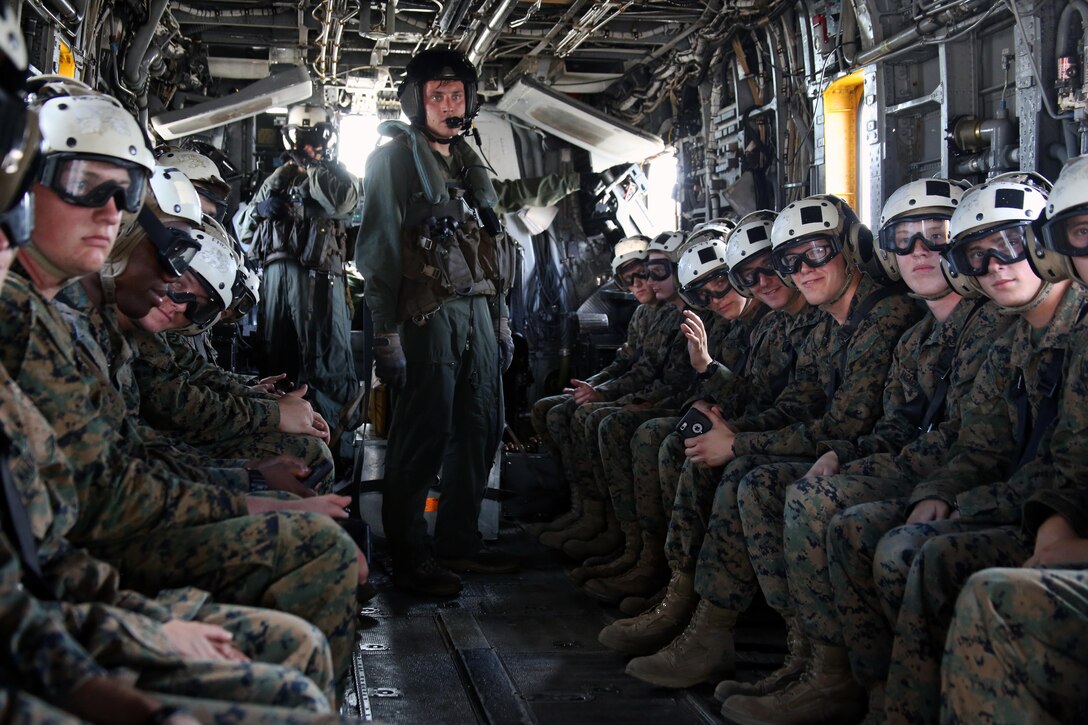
[44,0,83,24]
[466,0,519,65]
[124,0,169,90]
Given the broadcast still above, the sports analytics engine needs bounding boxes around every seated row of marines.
[532,162,1088,723]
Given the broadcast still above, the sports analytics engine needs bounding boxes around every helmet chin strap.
[819,262,857,311]
[908,286,954,302]
[22,242,83,288]
[994,280,1055,315]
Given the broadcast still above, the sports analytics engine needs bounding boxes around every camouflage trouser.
[783,461,914,646]
[91,512,358,680]
[941,568,1088,724]
[599,409,674,524]
[663,456,736,574]
[139,602,334,710]
[735,460,815,619]
[0,692,82,724]
[574,402,622,500]
[532,394,571,451]
[200,431,335,483]
[694,455,808,610]
[630,418,681,536]
[884,524,1030,725]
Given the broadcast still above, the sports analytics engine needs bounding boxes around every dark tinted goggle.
[945,223,1029,276]
[166,282,223,327]
[230,274,256,316]
[645,258,673,281]
[39,155,148,213]
[196,187,228,223]
[1041,208,1088,257]
[878,217,951,255]
[0,194,33,247]
[679,269,733,309]
[771,236,840,276]
[137,207,201,277]
[729,261,778,290]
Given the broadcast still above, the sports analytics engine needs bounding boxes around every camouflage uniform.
[671,277,918,610]
[828,283,1088,707]
[0,365,335,711]
[942,567,1088,724]
[632,306,824,540]
[0,271,359,677]
[0,691,82,724]
[764,300,1007,640]
[127,327,334,480]
[598,310,751,525]
[531,302,655,451]
[564,303,687,505]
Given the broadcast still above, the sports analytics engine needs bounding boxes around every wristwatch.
[696,360,724,382]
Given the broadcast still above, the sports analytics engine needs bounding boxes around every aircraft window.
[338,114,384,180]
[646,153,679,232]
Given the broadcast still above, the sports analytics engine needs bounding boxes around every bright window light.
[337,114,383,180]
[646,152,679,233]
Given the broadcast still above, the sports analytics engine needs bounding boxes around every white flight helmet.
[611,235,650,276]
[283,103,337,150]
[646,230,690,263]
[148,165,203,225]
[37,93,155,172]
[944,176,1054,309]
[724,210,792,298]
[155,147,231,200]
[878,178,970,299]
[677,237,731,309]
[178,224,238,336]
[1041,155,1088,285]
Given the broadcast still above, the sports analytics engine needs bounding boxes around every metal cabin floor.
[341,524,787,724]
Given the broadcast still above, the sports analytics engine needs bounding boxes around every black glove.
[374,333,407,388]
[255,194,290,220]
[495,317,514,373]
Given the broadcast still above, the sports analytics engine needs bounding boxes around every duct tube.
[170,2,279,17]
[1056,0,1088,60]
[45,0,83,24]
[358,0,371,37]
[467,0,520,66]
[1063,119,1080,160]
[125,0,170,91]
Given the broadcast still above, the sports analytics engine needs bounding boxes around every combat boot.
[523,478,584,536]
[569,521,642,585]
[563,505,623,560]
[714,617,810,700]
[624,599,737,688]
[539,498,606,550]
[581,532,667,603]
[719,643,866,725]
[597,570,696,655]
[618,581,666,615]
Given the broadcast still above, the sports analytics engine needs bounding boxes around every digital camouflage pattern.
[731,275,920,459]
[941,567,1088,724]
[0,270,359,677]
[128,326,335,477]
[597,309,754,524]
[629,305,817,541]
[827,284,1088,694]
[781,298,1010,646]
[0,362,336,710]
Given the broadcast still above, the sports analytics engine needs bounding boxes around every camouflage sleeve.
[354,142,412,335]
[1023,327,1088,536]
[0,532,106,701]
[892,302,1012,478]
[493,173,579,214]
[732,294,915,459]
[823,317,929,463]
[307,160,360,218]
[908,328,1019,508]
[726,309,825,431]
[627,326,697,405]
[586,304,650,387]
[595,305,681,400]
[44,544,173,623]
[132,347,280,443]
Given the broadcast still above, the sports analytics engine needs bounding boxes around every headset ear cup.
[940,256,982,297]
[399,82,420,123]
